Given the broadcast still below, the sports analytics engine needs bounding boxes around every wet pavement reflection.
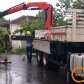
[0,55,66,84]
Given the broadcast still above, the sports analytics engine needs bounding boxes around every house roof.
[10,15,39,24]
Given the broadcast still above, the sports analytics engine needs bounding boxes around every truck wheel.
[37,53,41,62]
[43,53,48,67]
[66,71,73,84]
[37,51,43,66]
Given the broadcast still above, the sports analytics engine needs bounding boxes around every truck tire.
[43,53,48,67]
[37,51,43,66]
[66,52,73,84]
[66,71,70,84]
[37,53,41,62]
[66,71,74,84]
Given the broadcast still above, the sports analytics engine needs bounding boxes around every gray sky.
[0,0,58,20]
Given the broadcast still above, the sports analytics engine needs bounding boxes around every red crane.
[0,2,53,30]
[0,2,53,63]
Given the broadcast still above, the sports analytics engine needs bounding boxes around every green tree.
[59,0,84,9]
[0,17,10,54]
[14,19,44,35]
[59,0,73,9]
[52,0,74,26]
[72,0,84,9]
[52,8,66,26]
[36,10,45,22]
[0,28,9,53]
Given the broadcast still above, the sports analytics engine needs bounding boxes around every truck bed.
[33,39,50,54]
[33,39,84,54]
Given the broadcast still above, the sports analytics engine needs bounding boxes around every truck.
[1,2,84,83]
[33,9,84,84]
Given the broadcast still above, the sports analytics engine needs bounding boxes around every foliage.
[14,19,44,35]
[72,0,84,9]
[52,0,74,26]
[59,0,84,9]
[59,0,73,9]
[52,9,66,26]
[0,28,9,54]
[54,0,84,26]
[36,10,45,21]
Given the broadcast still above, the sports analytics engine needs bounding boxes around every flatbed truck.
[33,9,84,84]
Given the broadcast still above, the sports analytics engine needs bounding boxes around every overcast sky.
[0,0,58,20]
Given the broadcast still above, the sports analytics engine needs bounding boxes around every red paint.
[51,32,66,35]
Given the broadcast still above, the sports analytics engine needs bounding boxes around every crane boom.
[0,2,53,30]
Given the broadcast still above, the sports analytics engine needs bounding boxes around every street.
[0,54,66,84]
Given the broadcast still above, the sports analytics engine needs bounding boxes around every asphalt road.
[0,54,67,84]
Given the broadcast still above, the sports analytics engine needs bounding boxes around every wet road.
[0,55,66,84]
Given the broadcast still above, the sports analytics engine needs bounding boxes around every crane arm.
[0,2,53,29]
